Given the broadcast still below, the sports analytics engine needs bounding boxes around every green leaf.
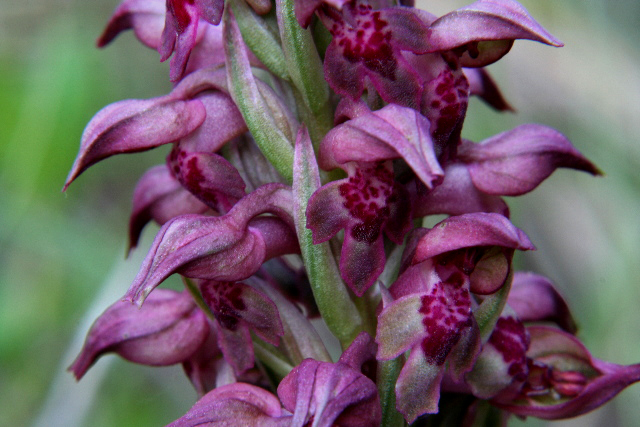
[292,126,362,348]
[229,0,290,81]
[276,0,333,146]
[223,8,295,182]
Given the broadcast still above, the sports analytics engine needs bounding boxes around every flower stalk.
[64,0,639,425]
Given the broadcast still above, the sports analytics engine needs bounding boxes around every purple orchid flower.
[199,279,284,374]
[97,0,226,81]
[425,0,563,67]
[412,124,601,218]
[97,0,263,80]
[125,183,298,305]
[69,289,208,379]
[63,67,246,191]
[319,0,430,109]
[492,326,640,420]
[306,102,442,296]
[160,0,225,81]
[459,277,640,420]
[167,333,380,426]
[376,213,534,422]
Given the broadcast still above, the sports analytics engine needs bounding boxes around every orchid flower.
[307,102,442,295]
[319,0,430,109]
[125,183,299,305]
[376,213,534,422]
[167,333,380,426]
[199,279,284,374]
[413,124,601,217]
[493,326,640,420]
[98,0,264,79]
[69,289,208,379]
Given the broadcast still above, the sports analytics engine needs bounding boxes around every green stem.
[252,337,294,381]
[292,87,333,152]
[182,277,216,320]
[378,358,406,427]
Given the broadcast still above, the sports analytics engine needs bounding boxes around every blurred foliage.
[0,0,638,426]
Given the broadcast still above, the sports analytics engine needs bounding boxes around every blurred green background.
[1,0,638,426]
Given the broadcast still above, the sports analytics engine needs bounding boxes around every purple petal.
[323,41,367,103]
[338,332,377,372]
[168,149,246,211]
[194,0,224,25]
[201,280,283,346]
[162,0,224,81]
[63,97,206,190]
[175,90,247,154]
[428,0,563,67]
[320,103,444,188]
[295,0,349,28]
[97,0,166,48]
[467,311,529,398]
[384,272,474,421]
[340,227,386,296]
[128,164,210,251]
[166,383,290,427]
[509,272,577,333]
[464,67,513,111]
[306,180,353,244]
[419,55,469,155]
[321,2,429,108]
[458,124,601,196]
[411,163,509,218]
[411,213,534,264]
[277,359,381,427]
[210,314,255,374]
[69,290,208,379]
[395,348,445,422]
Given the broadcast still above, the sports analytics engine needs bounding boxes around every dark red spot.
[331,6,398,80]
[489,317,529,376]
[418,283,471,365]
[339,163,397,243]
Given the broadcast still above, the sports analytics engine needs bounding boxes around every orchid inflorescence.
[65,0,640,425]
